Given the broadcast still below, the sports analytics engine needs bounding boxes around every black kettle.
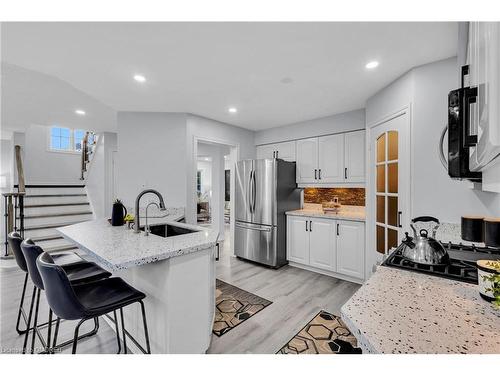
[111,199,127,226]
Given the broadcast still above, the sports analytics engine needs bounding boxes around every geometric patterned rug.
[212,279,272,337]
[277,310,362,354]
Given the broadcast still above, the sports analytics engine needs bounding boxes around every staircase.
[17,185,93,253]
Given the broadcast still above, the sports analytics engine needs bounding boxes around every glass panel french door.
[370,111,409,271]
[375,130,400,254]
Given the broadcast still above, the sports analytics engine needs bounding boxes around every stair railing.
[3,145,26,256]
[80,132,97,180]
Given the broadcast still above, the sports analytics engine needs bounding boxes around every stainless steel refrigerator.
[234,159,301,268]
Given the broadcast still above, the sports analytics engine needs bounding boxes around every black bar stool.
[20,239,111,354]
[7,232,87,337]
[37,252,151,354]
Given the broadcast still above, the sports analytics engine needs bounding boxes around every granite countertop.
[286,204,365,222]
[57,218,218,271]
[341,267,500,354]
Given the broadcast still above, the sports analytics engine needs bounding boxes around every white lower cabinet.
[336,220,365,279]
[287,216,310,264]
[309,218,336,271]
[287,215,365,283]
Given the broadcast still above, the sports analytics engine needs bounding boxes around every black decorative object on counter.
[484,218,500,248]
[461,216,484,242]
[111,199,127,226]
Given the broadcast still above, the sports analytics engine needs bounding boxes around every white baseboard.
[288,261,364,285]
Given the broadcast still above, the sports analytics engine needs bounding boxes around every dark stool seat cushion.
[63,262,111,285]
[73,277,146,318]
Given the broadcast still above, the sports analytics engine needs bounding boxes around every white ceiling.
[1,22,458,131]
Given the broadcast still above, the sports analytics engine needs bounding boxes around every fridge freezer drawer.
[234,222,277,267]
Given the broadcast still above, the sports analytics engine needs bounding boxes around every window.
[50,127,89,152]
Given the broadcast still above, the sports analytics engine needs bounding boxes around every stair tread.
[15,184,85,188]
[45,244,79,252]
[18,211,93,219]
[25,194,87,198]
[24,220,88,231]
[31,234,64,242]
[25,202,89,208]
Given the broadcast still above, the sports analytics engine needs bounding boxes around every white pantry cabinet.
[286,215,365,283]
[295,130,365,185]
[256,141,296,161]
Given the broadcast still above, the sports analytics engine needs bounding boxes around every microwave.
[445,65,482,181]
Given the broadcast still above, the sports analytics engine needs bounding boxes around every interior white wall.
[85,132,117,218]
[13,125,82,184]
[254,108,365,145]
[185,114,255,225]
[116,112,188,208]
[365,57,500,225]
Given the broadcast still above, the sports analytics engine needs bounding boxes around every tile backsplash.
[304,188,365,206]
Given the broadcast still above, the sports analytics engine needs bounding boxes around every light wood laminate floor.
[1,228,359,354]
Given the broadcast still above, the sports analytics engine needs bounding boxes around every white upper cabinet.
[256,141,296,161]
[336,220,365,279]
[318,134,344,183]
[344,131,365,182]
[296,138,318,183]
[309,218,336,271]
[295,130,365,185]
[256,144,275,160]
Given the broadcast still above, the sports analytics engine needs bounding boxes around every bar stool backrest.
[37,252,87,320]
[20,239,45,290]
[7,232,27,272]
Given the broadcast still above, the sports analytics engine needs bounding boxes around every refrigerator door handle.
[235,222,272,232]
[248,170,254,214]
[252,169,257,213]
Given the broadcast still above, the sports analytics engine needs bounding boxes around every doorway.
[194,140,236,245]
[366,108,411,277]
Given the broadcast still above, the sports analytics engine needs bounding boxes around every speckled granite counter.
[286,205,365,222]
[58,216,218,353]
[57,218,217,271]
[341,267,500,354]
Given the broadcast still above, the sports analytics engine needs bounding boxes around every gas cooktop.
[382,241,500,284]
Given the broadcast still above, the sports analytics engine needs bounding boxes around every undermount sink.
[139,223,199,238]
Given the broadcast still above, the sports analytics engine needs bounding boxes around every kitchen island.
[57,218,219,354]
[341,266,500,353]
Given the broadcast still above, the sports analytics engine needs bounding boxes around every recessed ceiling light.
[134,74,146,83]
[365,61,379,69]
[75,109,86,115]
[228,107,237,114]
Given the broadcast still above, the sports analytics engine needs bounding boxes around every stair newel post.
[3,195,8,256]
[14,194,18,232]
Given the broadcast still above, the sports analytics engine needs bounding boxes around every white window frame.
[47,126,86,154]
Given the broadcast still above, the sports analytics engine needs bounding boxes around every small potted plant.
[477,260,500,308]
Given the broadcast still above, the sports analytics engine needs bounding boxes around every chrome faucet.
[143,202,159,236]
[134,189,166,233]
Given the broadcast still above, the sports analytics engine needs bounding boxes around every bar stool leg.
[52,317,60,354]
[72,319,86,354]
[30,288,41,354]
[15,273,29,335]
[113,310,122,354]
[139,301,151,354]
[119,308,127,354]
[46,309,53,353]
[22,286,37,354]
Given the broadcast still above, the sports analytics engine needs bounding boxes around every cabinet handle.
[272,151,275,158]
[336,223,340,236]
[318,169,321,179]
[344,167,347,180]
[314,169,317,179]
[310,220,312,232]
[276,150,279,158]
[397,211,402,228]
[305,220,308,232]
